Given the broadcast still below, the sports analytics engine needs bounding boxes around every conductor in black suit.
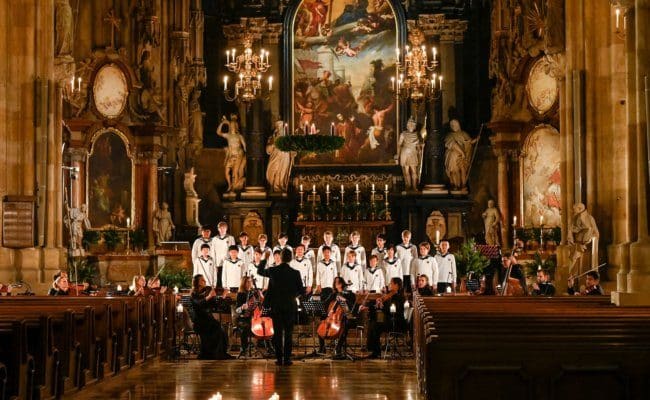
[257,248,305,365]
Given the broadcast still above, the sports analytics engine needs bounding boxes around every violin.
[317,291,348,340]
[250,277,274,339]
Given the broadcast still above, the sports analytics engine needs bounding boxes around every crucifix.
[104,9,121,49]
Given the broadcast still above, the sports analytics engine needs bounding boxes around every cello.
[317,292,347,339]
[250,277,274,340]
[499,255,525,296]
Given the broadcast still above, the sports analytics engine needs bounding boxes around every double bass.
[500,259,525,296]
[250,277,274,340]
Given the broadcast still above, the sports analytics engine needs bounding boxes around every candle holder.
[384,188,391,221]
[325,188,331,221]
[512,223,517,251]
[355,187,361,221]
[298,188,305,221]
[340,187,345,221]
[311,187,317,221]
[370,187,376,221]
[539,224,544,252]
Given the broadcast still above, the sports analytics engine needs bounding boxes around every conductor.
[257,248,305,365]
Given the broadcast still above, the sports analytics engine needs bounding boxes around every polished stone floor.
[73,358,422,400]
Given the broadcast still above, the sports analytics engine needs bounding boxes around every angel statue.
[266,120,295,193]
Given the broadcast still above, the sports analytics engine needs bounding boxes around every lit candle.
[77,77,81,91]
[326,184,330,193]
[126,217,130,227]
[173,286,179,294]
[284,123,288,136]
[176,303,184,313]
[513,215,517,226]
[395,47,400,61]
[433,47,437,60]
[539,215,544,226]
[432,74,437,89]
[435,230,440,244]
[268,76,273,91]
[117,284,122,292]
[372,183,375,191]
[330,122,335,136]
[260,48,265,61]
[391,76,395,90]
[226,50,230,64]
[223,76,228,91]
[310,123,316,135]
[239,73,243,85]
[355,183,359,192]
[232,48,236,60]
[340,185,344,193]
[299,184,303,192]
[390,303,396,314]
[312,184,316,193]
[615,7,621,29]
[70,77,74,92]
[439,75,443,88]
[385,184,389,192]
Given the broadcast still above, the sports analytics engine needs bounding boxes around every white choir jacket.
[273,244,294,258]
[238,245,255,266]
[383,257,403,283]
[316,259,338,289]
[290,257,314,288]
[211,235,235,267]
[371,247,388,269]
[396,243,418,275]
[243,262,268,290]
[317,243,342,271]
[340,262,364,292]
[434,252,457,285]
[193,256,216,287]
[411,255,439,287]
[191,238,215,263]
[344,244,367,267]
[365,266,386,292]
[303,248,316,269]
[222,257,245,289]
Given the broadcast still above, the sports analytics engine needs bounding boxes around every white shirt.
[344,244,367,267]
[222,257,245,289]
[191,238,214,262]
[211,235,235,267]
[411,255,439,287]
[365,266,386,292]
[434,252,457,285]
[371,247,387,269]
[238,245,255,266]
[290,257,314,288]
[303,247,316,268]
[243,262,267,290]
[273,244,294,259]
[396,243,417,275]
[193,256,216,287]
[317,243,342,271]
[384,257,402,283]
[316,259,337,289]
[340,262,364,292]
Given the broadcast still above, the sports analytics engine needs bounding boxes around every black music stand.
[296,298,326,359]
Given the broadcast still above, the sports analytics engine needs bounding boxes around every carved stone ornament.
[242,211,265,246]
[93,63,129,119]
[292,174,394,191]
[425,210,447,243]
[525,57,559,117]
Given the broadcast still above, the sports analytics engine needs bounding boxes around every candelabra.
[311,185,317,222]
[298,185,305,221]
[222,34,272,105]
[325,184,331,221]
[610,1,627,40]
[391,29,442,103]
[340,185,345,221]
[384,185,391,221]
[370,184,376,221]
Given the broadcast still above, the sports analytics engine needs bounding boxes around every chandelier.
[222,34,273,105]
[391,29,442,103]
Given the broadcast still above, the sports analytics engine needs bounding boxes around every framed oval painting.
[92,63,129,119]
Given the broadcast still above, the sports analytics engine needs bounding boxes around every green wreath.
[275,135,344,153]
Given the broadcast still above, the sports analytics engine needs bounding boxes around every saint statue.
[152,202,175,244]
[216,114,247,193]
[444,119,478,191]
[66,204,91,256]
[54,0,73,58]
[183,167,198,197]
[266,120,295,193]
[397,116,423,191]
[568,203,599,273]
[188,89,204,146]
[482,199,501,246]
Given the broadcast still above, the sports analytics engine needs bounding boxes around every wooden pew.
[412,294,650,400]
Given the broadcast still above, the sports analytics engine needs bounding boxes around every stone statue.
[174,71,190,129]
[152,202,175,244]
[568,203,599,273]
[188,89,204,146]
[217,114,247,193]
[183,167,198,197]
[397,116,423,191]
[266,120,295,193]
[444,119,477,191]
[136,49,166,121]
[67,204,91,256]
[54,0,73,58]
[482,199,501,246]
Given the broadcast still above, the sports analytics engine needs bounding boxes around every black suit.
[257,260,305,364]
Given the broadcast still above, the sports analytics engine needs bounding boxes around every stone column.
[421,96,447,194]
[488,122,523,249]
[242,99,267,199]
[68,148,87,208]
[147,153,161,249]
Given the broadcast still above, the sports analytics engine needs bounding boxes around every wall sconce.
[610,1,627,40]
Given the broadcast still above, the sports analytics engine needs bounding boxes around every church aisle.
[72,359,422,400]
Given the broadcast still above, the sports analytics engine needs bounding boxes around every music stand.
[297,298,326,359]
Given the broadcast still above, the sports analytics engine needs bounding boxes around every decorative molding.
[223,17,283,44]
[408,14,469,44]
[293,174,395,190]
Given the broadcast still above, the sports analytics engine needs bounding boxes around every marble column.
[421,96,447,194]
[242,99,267,199]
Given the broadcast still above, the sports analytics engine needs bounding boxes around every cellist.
[362,277,406,359]
[318,276,357,359]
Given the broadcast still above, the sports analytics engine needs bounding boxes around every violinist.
[145,277,167,295]
[47,270,68,295]
[416,274,434,296]
[568,270,605,296]
[128,275,146,296]
[318,276,357,359]
[364,277,406,359]
[235,276,257,356]
[531,268,555,296]
[49,275,70,296]
[190,274,233,360]
[0,283,12,296]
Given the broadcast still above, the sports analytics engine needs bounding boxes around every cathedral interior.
[1,0,650,399]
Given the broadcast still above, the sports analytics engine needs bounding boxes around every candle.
[239,73,243,85]
[268,76,273,91]
[390,303,396,314]
[395,47,400,61]
[296,297,300,305]
[615,7,620,29]
[77,77,81,91]
[226,50,230,64]
[385,184,389,192]
[404,300,410,308]
[173,286,179,294]
[312,184,316,193]
[232,48,236,60]
[284,123,288,136]
[223,76,228,91]
[126,217,130,227]
[539,215,544,226]
[176,303,184,313]
[513,215,517,226]
[435,230,440,244]
[340,184,344,193]
[299,184,303,192]
[310,123,316,135]
[432,74,437,89]
[330,122,335,136]
[326,184,330,193]
[117,284,122,292]
[391,76,395,90]
[372,183,375,191]
[355,183,359,192]
[433,47,437,60]
[70,77,74,92]
[439,75,443,88]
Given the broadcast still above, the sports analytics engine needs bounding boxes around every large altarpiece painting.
[291,0,399,165]
[87,129,134,229]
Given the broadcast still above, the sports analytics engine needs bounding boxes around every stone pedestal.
[185,196,201,227]
[97,254,155,284]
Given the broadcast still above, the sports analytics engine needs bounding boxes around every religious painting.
[87,129,133,229]
[291,0,398,165]
[525,57,559,117]
[522,125,561,228]
[92,63,129,119]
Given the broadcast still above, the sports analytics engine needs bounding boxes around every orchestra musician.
[190,274,233,360]
[47,271,68,295]
[318,276,357,359]
[0,283,12,296]
[128,275,146,296]
[363,277,407,359]
[567,270,605,296]
[496,252,527,295]
[48,275,70,296]
[235,276,257,356]
[531,268,556,296]
[256,248,306,366]
[416,274,435,296]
